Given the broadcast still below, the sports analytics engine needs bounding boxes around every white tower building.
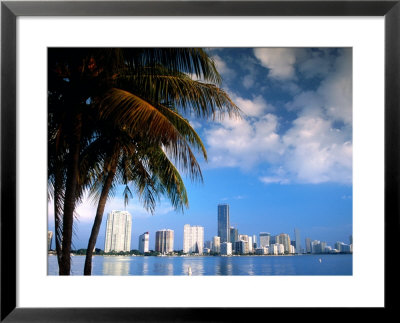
[104,210,132,252]
[183,224,204,254]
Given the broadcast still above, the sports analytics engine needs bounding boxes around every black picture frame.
[1,0,399,321]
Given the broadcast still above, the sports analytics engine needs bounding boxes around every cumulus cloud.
[282,116,352,184]
[287,48,352,124]
[203,48,352,185]
[204,110,284,170]
[230,93,274,117]
[253,48,302,80]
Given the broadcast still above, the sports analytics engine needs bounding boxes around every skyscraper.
[305,237,312,253]
[212,236,221,253]
[259,232,271,247]
[276,233,291,254]
[104,210,132,252]
[139,232,150,254]
[183,224,204,254]
[155,229,174,254]
[218,204,230,243]
[294,228,301,254]
[252,234,257,249]
[230,227,238,252]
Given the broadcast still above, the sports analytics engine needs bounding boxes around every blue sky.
[48,47,353,251]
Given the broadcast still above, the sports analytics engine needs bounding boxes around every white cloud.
[253,48,301,80]
[259,176,290,185]
[203,49,352,185]
[205,110,284,170]
[287,48,352,124]
[282,115,352,184]
[231,93,273,117]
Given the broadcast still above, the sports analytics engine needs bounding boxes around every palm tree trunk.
[59,113,82,275]
[54,168,63,266]
[83,157,118,275]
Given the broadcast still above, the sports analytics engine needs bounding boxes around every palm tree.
[48,48,240,275]
[82,116,203,275]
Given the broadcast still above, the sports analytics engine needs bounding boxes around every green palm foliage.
[48,48,240,275]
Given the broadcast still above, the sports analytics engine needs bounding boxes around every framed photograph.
[1,0,399,321]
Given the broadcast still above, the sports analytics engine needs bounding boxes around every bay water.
[48,254,352,275]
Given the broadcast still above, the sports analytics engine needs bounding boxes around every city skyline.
[49,204,352,253]
[48,47,352,251]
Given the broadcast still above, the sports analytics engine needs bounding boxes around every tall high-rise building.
[220,242,232,256]
[104,210,132,252]
[252,235,257,249]
[259,232,271,247]
[155,229,174,254]
[276,233,291,253]
[183,224,204,254]
[47,231,53,251]
[212,236,221,253]
[230,226,238,253]
[230,227,238,245]
[218,204,230,243]
[235,240,249,255]
[294,228,301,254]
[305,237,311,253]
[311,240,321,253]
[139,232,150,254]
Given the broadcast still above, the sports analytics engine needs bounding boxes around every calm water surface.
[48,254,352,275]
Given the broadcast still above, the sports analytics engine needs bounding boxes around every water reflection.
[272,257,296,275]
[181,258,205,275]
[47,254,352,276]
[152,259,174,275]
[102,256,130,275]
[214,257,233,275]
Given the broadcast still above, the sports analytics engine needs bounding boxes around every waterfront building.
[305,237,312,253]
[212,236,221,253]
[235,240,249,255]
[269,244,277,255]
[252,235,257,249]
[255,247,268,255]
[183,224,204,255]
[269,243,285,255]
[311,240,321,254]
[294,228,301,254]
[335,242,351,253]
[204,240,213,249]
[230,227,238,251]
[220,242,232,256]
[139,232,149,254]
[320,241,327,253]
[259,232,271,247]
[155,229,174,254]
[203,247,211,254]
[289,245,295,254]
[218,204,230,243]
[248,236,253,253]
[276,233,291,253]
[104,210,132,252]
[47,231,53,251]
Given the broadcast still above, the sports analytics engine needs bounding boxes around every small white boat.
[319,258,322,263]
[187,266,192,276]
